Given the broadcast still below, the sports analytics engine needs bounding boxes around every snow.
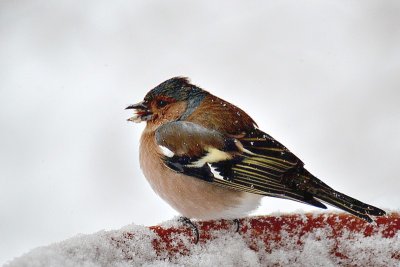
[5,225,158,267]
[5,213,400,267]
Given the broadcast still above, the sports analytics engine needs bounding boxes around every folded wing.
[156,121,385,222]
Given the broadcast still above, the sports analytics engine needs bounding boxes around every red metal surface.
[119,212,400,261]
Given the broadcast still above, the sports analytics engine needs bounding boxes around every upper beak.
[125,102,147,110]
[125,101,152,123]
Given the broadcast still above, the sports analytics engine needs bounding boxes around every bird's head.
[126,77,208,126]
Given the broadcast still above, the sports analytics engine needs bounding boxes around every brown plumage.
[187,94,256,135]
[127,77,386,222]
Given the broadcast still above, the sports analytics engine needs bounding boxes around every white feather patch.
[242,148,256,155]
[208,164,224,180]
[234,140,256,155]
[189,147,232,167]
[158,145,175,157]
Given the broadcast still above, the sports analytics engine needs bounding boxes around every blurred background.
[1,0,399,264]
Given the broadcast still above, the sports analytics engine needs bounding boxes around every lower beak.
[125,101,153,123]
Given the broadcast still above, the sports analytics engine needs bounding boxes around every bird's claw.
[178,217,200,244]
[233,219,241,233]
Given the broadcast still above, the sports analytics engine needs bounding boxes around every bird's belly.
[139,133,261,220]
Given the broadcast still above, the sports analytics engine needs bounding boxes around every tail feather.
[298,171,386,223]
[316,189,386,223]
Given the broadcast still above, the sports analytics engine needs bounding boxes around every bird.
[126,77,386,232]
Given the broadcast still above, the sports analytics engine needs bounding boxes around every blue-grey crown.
[144,77,207,102]
[145,77,208,120]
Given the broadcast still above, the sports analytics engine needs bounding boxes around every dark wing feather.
[156,122,327,208]
[226,129,385,221]
[156,122,385,221]
[211,129,328,209]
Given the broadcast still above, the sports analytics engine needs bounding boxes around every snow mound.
[5,213,400,267]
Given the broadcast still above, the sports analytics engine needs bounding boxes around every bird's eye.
[156,99,169,108]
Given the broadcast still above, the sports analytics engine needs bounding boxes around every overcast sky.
[1,0,399,264]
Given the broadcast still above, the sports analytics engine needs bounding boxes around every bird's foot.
[178,217,199,244]
[232,219,241,233]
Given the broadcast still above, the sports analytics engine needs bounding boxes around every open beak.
[125,101,153,123]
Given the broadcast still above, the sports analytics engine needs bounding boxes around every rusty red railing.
[113,212,399,263]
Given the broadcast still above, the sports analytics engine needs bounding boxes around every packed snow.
[5,213,400,267]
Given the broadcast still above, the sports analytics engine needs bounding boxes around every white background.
[1,0,399,264]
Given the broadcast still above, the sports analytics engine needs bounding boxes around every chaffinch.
[126,77,385,224]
